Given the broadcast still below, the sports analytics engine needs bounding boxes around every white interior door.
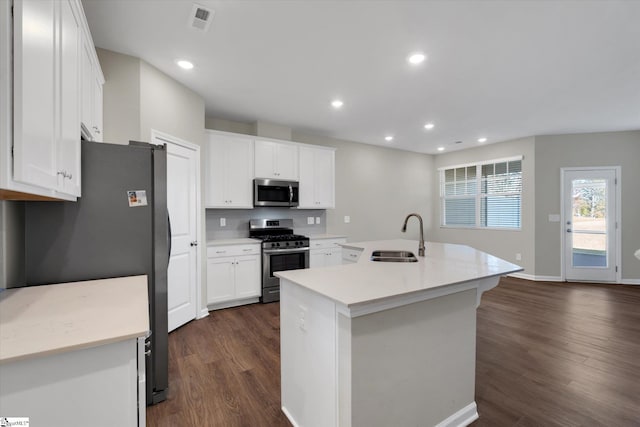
[153,133,200,332]
[563,168,618,282]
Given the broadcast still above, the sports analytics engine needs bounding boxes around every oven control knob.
[286,242,290,246]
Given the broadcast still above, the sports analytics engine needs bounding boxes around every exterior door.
[563,168,618,282]
[153,132,200,332]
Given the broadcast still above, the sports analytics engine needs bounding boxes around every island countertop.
[0,275,149,364]
[276,239,522,310]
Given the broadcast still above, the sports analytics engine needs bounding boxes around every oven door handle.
[263,247,310,255]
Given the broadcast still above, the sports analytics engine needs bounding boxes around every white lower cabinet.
[310,238,346,268]
[207,244,261,307]
[0,337,145,427]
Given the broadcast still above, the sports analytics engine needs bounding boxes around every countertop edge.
[308,234,348,240]
[0,330,147,365]
[207,238,262,246]
[0,276,150,364]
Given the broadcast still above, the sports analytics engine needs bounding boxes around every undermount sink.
[370,250,418,263]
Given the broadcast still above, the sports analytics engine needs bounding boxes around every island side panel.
[349,289,478,427]
[281,279,337,427]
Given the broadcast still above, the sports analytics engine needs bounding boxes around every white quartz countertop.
[308,234,347,240]
[207,238,262,246]
[276,239,522,308]
[0,275,149,364]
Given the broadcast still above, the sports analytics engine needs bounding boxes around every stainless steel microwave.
[253,179,299,207]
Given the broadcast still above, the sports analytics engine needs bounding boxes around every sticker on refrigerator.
[127,190,148,207]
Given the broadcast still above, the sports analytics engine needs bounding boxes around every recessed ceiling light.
[478,137,487,143]
[331,99,344,109]
[177,60,194,70]
[424,123,435,130]
[385,136,394,142]
[437,146,445,152]
[408,52,426,65]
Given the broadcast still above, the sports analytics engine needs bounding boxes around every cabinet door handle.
[190,241,198,247]
[242,248,253,252]
[216,250,226,254]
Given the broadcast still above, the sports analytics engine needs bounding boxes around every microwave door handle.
[289,185,293,205]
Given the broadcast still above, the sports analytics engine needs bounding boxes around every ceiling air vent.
[188,4,214,32]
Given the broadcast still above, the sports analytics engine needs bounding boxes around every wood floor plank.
[147,277,640,426]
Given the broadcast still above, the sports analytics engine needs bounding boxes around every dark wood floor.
[147,277,640,426]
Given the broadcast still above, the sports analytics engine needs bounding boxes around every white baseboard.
[281,406,300,427]
[196,308,209,319]
[435,402,479,427]
[507,272,562,282]
[207,297,260,311]
[509,273,640,285]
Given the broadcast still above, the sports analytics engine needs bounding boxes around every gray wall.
[139,61,205,146]
[97,48,208,312]
[535,130,640,280]
[96,48,141,144]
[431,137,536,275]
[0,201,25,288]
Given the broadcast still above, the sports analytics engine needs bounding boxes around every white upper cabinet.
[80,31,104,142]
[57,0,81,196]
[12,0,59,192]
[254,139,298,181]
[1,0,102,201]
[205,131,254,208]
[298,145,335,209]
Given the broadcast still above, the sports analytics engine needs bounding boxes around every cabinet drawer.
[310,238,346,250]
[207,244,261,258]
[342,247,363,263]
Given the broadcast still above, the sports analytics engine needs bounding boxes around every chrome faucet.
[401,213,425,256]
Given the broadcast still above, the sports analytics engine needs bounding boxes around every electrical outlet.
[344,215,351,224]
[315,217,321,225]
[307,217,314,225]
[298,305,307,332]
[516,253,522,261]
[220,218,226,227]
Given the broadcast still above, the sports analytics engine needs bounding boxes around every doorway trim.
[560,166,621,283]
[150,129,206,320]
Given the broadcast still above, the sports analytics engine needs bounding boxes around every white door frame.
[150,129,206,320]
[560,166,621,283]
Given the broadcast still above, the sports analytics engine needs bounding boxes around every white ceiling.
[82,0,640,154]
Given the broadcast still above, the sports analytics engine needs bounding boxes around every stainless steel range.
[249,219,310,303]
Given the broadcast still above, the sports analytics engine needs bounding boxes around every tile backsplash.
[206,208,326,241]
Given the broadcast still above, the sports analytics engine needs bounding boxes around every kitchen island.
[0,276,149,426]
[276,239,522,427]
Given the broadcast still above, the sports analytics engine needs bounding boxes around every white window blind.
[440,157,522,229]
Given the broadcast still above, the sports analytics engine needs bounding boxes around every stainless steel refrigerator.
[24,140,169,405]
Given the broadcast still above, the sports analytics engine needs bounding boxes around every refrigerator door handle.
[167,211,172,263]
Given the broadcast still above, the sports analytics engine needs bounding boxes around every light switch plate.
[548,214,560,222]
[220,218,226,227]
[307,217,314,225]
[344,215,351,223]
[315,217,321,225]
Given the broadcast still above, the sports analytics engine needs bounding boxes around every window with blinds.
[440,157,522,229]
